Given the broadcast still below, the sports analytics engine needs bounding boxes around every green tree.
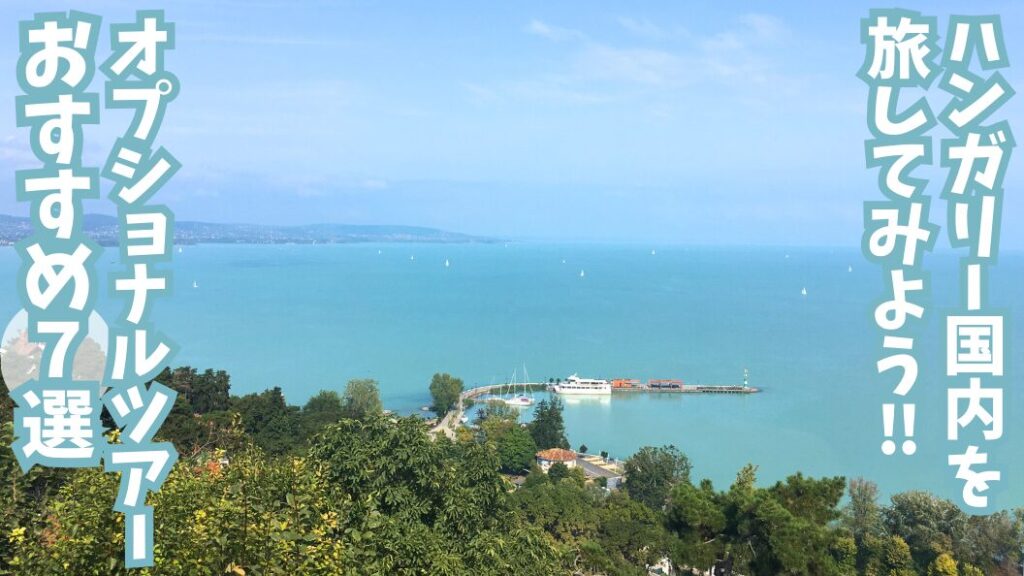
[593,492,675,571]
[302,390,345,437]
[547,462,570,483]
[667,480,726,570]
[960,509,1024,573]
[523,464,549,489]
[231,387,301,455]
[528,397,568,450]
[843,478,883,541]
[495,425,537,474]
[512,473,597,543]
[926,552,958,576]
[340,378,383,420]
[476,402,536,474]
[623,445,691,509]
[843,478,884,572]
[883,491,967,571]
[959,563,985,576]
[883,535,917,576]
[191,369,231,414]
[428,372,463,415]
[307,414,563,574]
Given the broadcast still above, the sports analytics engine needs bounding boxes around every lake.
[1,243,1020,510]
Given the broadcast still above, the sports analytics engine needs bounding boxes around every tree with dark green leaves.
[843,478,883,542]
[5,363,1024,576]
[340,378,383,420]
[302,390,345,434]
[428,372,463,415]
[961,509,1024,574]
[512,470,597,543]
[882,491,967,572]
[523,464,549,489]
[527,397,569,450]
[308,414,562,574]
[843,477,885,572]
[157,366,231,414]
[623,445,691,509]
[667,480,727,571]
[475,401,536,473]
[495,425,537,474]
[595,492,675,571]
[190,369,231,414]
[231,387,302,455]
[547,462,570,483]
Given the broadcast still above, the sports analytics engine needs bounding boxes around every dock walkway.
[429,380,758,438]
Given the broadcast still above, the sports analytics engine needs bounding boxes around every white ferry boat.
[553,374,611,395]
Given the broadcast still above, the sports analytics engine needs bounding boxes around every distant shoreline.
[0,213,496,247]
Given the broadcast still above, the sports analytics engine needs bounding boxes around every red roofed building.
[535,448,577,472]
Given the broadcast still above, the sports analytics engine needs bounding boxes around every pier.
[464,382,760,398]
[430,378,758,439]
[610,384,760,394]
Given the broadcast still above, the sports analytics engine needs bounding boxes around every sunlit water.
[1,243,1020,510]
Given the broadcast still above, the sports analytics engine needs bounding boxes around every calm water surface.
[1,243,1020,509]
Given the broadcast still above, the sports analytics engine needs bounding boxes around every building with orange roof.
[535,448,577,472]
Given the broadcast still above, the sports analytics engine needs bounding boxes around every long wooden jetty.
[430,378,758,438]
[610,384,759,394]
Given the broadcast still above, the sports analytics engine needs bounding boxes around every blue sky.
[1,0,1022,246]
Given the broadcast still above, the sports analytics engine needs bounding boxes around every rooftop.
[536,448,577,462]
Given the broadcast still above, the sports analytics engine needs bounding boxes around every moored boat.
[553,374,611,395]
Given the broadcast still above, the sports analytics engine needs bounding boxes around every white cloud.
[467,14,801,106]
[575,44,681,85]
[525,19,585,42]
[617,17,668,40]
[738,13,789,43]
[187,33,338,46]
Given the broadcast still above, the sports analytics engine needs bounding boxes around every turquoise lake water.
[1,244,1021,510]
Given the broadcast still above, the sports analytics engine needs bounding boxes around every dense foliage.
[0,365,1021,575]
[428,372,463,415]
[528,396,570,450]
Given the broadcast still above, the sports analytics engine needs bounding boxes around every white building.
[535,448,578,472]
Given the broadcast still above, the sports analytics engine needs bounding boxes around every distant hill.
[0,214,493,246]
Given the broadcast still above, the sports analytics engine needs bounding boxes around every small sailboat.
[410,255,415,261]
[501,367,535,407]
[561,259,566,264]
[177,246,183,254]
[377,249,382,255]
[651,249,656,255]
[801,286,807,297]
[445,258,450,268]
[192,280,198,289]
[579,269,585,278]
[505,396,533,407]
[848,265,853,272]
